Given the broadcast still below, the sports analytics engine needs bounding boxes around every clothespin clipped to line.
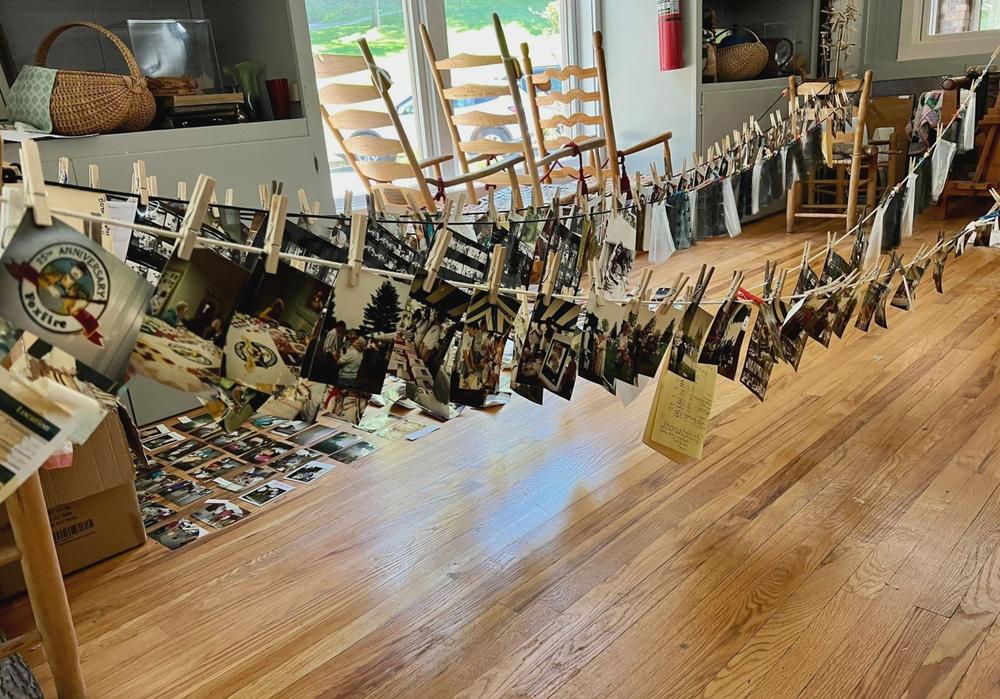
[57,156,70,185]
[258,184,270,209]
[631,267,653,310]
[487,244,506,305]
[587,259,605,307]
[541,250,560,305]
[422,223,452,292]
[224,188,235,207]
[262,193,288,274]
[487,188,498,221]
[177,181,187,202]
[656,272,689,315]
[133,160,150,206]
[343,190,354,214]
[346,212,368,287]
[209,191,220,219]
[800,241,812,272]
[298,188,316,223]
[147,176,159,198]
[176,174,216,261]
[21,139,52,226]
[88,164,100,190]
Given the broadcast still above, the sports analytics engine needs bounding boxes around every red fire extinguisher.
[658,0,683,71]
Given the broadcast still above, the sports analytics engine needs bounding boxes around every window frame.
[899,0,1000,61]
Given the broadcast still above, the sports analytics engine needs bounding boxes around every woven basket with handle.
[715,27,769,83]
[36,21,156,136]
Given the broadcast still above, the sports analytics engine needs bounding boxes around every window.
[305,0,581,207]
[899,0,1000,60]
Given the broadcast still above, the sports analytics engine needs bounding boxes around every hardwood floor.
[5,208,1000,698]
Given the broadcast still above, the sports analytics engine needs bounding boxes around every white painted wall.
[601,1,700,176]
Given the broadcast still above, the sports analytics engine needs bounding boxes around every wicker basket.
[715,28,769,83]
[35,21,156,136]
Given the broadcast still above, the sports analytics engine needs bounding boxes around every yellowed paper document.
[643,362,717,462]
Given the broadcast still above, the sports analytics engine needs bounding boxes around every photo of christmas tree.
[303,269,410,395]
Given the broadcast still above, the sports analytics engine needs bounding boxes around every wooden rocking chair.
[521,31,674,202]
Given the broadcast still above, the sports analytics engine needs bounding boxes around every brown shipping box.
[0,408,145,597]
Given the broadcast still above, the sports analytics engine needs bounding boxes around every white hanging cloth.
[931,139,958,202]
[751,160,764,215]
[722,176,742,237]
[960,89,977,153]
[900,171,918,239]
[864,200,887,271]
[648,199,676,263]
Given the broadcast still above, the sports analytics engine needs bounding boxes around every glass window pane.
[442,1,562,145]
[305,0,419,200]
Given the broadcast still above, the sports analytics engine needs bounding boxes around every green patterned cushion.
[8,66,56,133]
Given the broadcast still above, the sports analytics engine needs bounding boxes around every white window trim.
[899,0,1000,61]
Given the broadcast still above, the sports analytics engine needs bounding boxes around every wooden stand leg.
[786,181,800,233]
[7,473,86,699]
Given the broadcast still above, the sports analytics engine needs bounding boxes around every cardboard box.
[0,407,146,597]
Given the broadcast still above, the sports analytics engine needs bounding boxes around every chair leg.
[786,181,800,233]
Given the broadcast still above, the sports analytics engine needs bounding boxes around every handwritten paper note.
[643,361,717,463]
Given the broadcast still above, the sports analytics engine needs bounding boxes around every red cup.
[266,78,291,120]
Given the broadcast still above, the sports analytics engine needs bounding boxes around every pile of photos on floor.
[0,75,988,527]
[133,375,440,550]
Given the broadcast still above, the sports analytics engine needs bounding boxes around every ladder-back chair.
[420,14,548,207]
[521,31,674,201]
[786,70,875,233]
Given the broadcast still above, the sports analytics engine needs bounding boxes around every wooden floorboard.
[3,210,1000,698]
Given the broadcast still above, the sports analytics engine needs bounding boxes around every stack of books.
[154,93,245,129]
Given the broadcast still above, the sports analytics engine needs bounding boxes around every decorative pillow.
[7,66,57,133]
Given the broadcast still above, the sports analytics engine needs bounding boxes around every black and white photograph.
[210,428,253,449]
[714,305,751,380]
[0,213,153,386]
[289,423,337,447]
[599,214,637,298]
[391,270,470,392]
[132,247,250,394]
[739,314,777,402]
[139,424,172,442]
[191,499,249,529]
[327,439,379,464]
[515,296,582,401]
[157,439,203,462]
[141,502,176,528]
[451,290,520,406]
[141,429,184,451]
[149,519,209,551]
[224,258,332,390]
[668,304,715,382]
[272,448,324,472]
[303,269,409,395]
[174,413,217,432]
[187,423,222,441]
[271,419,309,437]
[160,478,214,507]
[312,431,360,455]
[240,480,294,507]
[286,460,335,484]
[214,466,276,493]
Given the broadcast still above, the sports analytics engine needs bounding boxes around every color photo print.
[224,259,331,391]
[131,246,250,394]
[303,269,409,395]
[579,298,628,395]
[515,296,582,402]
[0,213,153,388]
[451,291,520,407]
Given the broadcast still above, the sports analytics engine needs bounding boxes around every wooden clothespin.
[21,139,51,226]
[656,272,688,315]
[258,184,270,209]
[541,250,559,304]
[723,270,744,303]
[488,189,498,221]
[88,164,100,189]
[650,162,663,186]
[147,175,159,198]
[346,212,368,286]
[57,156,70,185]
[632,268,653,309]
[298,188,313,222]
[133,160,150,206]
[800,241,812,271]
[176,174,216,261]
[587,259,605,306]
[224,188,235,207]
[176,181,188,201]
[209,191,220,218]
[422,224,452,292]
[262,193,288,274]
[343,190,354,213]
[487,244,506,305]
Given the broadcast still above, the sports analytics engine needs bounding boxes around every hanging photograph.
[451,291,521,407]
[579,298,627,395]
[302,269,409,395]
[132,247,250,394]
[739,313,776,402]
[599,214,637,298]
[515,296,583,401]
[0,213,153,387]
[224,259,331,391]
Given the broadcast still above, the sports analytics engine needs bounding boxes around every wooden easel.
[937,70,999,216]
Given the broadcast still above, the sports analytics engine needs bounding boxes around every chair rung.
[0,629,41,661]
[0,545,20,567]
